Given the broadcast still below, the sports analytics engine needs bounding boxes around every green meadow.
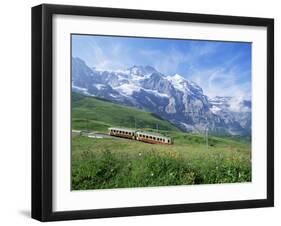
[72,93,251,190]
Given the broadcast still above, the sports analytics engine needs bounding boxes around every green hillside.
[72,92,180,132]
[71,92,251,190]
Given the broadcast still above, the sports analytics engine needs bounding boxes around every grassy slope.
[72,92,180,133]
[71,92,251,190]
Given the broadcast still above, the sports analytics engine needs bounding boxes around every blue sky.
[72,34,252,100]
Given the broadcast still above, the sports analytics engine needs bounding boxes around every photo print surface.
[71,34,252,190]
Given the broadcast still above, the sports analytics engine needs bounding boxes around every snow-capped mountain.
[209,96,251,135]
[72,57,251,136]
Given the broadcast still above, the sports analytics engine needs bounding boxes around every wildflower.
[138,152,142,156]
[150,172,154,177]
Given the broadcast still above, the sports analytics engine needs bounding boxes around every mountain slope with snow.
[72,57,251,136]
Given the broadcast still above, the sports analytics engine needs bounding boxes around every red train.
[108,127,173,145]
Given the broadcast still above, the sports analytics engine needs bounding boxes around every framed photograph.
[32,4,274,221]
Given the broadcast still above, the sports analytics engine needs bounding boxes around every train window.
[153,137,155,140]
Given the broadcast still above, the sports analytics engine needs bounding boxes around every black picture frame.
[32,3,274,222]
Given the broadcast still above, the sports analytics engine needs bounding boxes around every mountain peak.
[129,65,157,76]
[173,73,185,80]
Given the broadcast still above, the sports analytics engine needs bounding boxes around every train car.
[108,127,136,140]
[108,127,173,145]
[135,131,173,145]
